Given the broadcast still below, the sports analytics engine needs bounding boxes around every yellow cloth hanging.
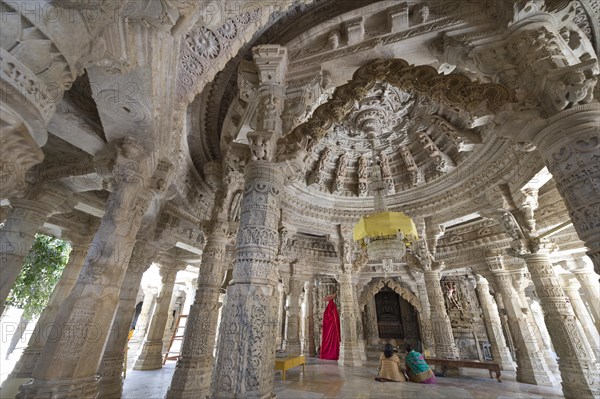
[353,211,418,242]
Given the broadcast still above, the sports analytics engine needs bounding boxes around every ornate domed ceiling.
[301,81,483,197]
[185,0,578,233]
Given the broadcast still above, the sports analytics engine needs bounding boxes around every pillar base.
[286,342,302,355]
[2,348,40,394]
[496,348,516,372]
[558,359,600,398]
[166,357,213,399]
[1,377,32,399]
[338,343,363,367]
[16,375,99,399]
[133,340,164,370]
[98,351,126,399]
[358,340,367,362]
[514,352,556,387]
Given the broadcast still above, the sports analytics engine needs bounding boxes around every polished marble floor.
[122,357,565,399]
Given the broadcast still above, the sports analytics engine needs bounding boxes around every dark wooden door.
[375,287,404,339]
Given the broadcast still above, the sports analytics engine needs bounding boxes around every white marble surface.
[122,357,565,399]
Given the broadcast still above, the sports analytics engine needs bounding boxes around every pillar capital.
[252,45,288,85]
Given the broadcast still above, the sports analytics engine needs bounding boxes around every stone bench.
[425,358,502,382]
[274,355,305,381]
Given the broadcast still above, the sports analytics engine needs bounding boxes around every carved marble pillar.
[560,277,600,360]
[475,275,515,371]
[162,289,186,353]
[166,222,229,399]
[492,292,516,359]
[3,233,93,389]
[212,161,284,399]
[353,283,367,361]
[302,280,316,357]
[531,105,600,274]
[17,139,152,398]
[487,255,555,386]
[416,281,434,355]
[511,269,559,376]
[366,297,379,346]
[285,276,303,354]
[276,282,285,350]
[134,263,181,370]
[129,285,157,357]
[523,252,600,398]
[0,189,68,314]
[570,258,600,326]
[337,271,363,367]
[423,265,460,359]
[98,240,156,398]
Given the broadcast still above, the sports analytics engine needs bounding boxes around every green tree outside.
[5,234,71,319]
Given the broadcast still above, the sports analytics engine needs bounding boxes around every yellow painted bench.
[274,355,305,380]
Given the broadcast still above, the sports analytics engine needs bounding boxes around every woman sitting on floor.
[404,344,436,384]
[376,344,407,382]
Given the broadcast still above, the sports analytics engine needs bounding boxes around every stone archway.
[359,278,422,349]
[359,278,421,312]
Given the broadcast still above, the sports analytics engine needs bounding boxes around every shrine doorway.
[375,285,420,342]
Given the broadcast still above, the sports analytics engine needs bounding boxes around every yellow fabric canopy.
[353,211,419,242]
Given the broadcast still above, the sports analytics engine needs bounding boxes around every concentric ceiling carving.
[302,79,484,197]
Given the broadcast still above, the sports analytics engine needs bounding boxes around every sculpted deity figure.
[358,155,369,180]
[445,282,461,309]
[343,240,352,265]
[501,211,523,241]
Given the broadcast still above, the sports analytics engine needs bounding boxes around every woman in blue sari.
[404,344,436,384]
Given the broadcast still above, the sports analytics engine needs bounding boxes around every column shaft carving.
[166,224,229,399]
[424,269,460,359]
[212,162,283,399]
[512,270,559,376]
[561,278,600,360]
[4,235,93,386]
[337,272,363,367]
[302,280,316,357]
[475,276,515,371]
[366,297,379,346]
[416,282,434,354]
[492,292,516,359]
[17,141,151,399]
[276,282,285,350]
[487,257,555,386]
[285,277,303,354]
[523,253,600,398]
[134,264,180,370]
[532,106,600,274]
[571,259,600,326]
[129,287,157,357]
[98,240,156,398]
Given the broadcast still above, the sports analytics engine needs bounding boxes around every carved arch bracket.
[359,277,422,312]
